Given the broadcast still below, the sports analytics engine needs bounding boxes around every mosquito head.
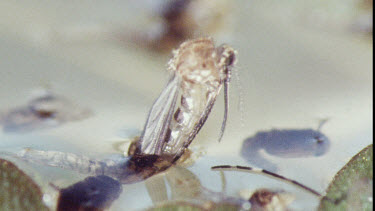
[214,44,237,142]
[169,38,237,88]
[216,44,237,83]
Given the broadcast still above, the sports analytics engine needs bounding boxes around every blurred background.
[0,0,372,210]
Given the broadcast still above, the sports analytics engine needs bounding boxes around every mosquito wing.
[172,87,223,162]
[186,70,232,150]
[138,75,181,155]
[188,92,219,144]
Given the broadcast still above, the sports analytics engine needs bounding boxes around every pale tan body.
[165,38,231,154]
[138,38,236,159]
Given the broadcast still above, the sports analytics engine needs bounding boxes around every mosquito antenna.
[211,165,322,197]
[218,77,230,143]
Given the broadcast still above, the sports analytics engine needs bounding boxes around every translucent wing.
[172,86,223,162]
[138,75,181,155]
[172,78,230,162]
[187,70,232,150]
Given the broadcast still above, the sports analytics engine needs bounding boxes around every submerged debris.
[0,90,92,133]
[56,175,122,211]
[249,189,294,211]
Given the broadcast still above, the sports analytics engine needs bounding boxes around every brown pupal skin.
[116,154,175,184]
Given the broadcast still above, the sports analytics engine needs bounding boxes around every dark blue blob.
[57,175,122,211]
[241,129,330,171]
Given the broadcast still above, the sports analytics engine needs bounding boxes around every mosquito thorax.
[168,38,235,88]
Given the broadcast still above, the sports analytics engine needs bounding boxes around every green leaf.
[319,144,373,211]
[0,159,49,211]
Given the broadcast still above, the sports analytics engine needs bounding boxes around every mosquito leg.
[211,165,322,197]
[219,170,227,193]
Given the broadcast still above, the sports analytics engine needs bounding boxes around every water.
[0,1,372,210]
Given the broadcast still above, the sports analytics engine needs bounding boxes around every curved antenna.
[211,165,322,197]
[218,77,230,143]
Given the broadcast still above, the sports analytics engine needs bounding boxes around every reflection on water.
[241,127,330,171]
[165,166,203,200]
[144,165,246,210]
[0,90,92,133]
[144,166,204,204]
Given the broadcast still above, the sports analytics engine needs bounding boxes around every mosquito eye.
[227,53,235,66]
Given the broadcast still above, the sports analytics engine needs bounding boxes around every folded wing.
[138,75,181,155]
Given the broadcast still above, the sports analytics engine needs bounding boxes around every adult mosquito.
[16,37,237,184]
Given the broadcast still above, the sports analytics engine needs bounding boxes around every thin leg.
[211,165,322,197]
